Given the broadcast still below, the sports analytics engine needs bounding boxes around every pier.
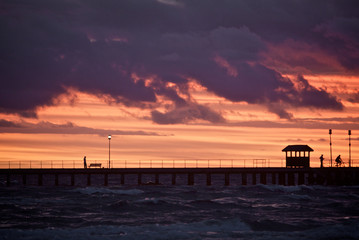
[1,167,359,187]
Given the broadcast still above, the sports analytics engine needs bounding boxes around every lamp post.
[349,130,352,168]
[329,129,332,167]
[108,135,111,168]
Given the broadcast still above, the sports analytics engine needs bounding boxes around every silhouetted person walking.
[84,156,87,169]
[320,154,324,168]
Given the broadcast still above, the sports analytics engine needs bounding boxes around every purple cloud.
[0,0,355,123]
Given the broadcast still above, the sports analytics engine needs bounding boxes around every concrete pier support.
[206,173,211,186]
[355,171,359,185]
[121,174,125,184]
[308,172,315,185]
[104,173,108,186]
[288,173,295,186]
[155,174,159,185]
[298,172,305,185]
[138,173,142,185]
[172,174,176,185]
[71,174,75,186]
[278,172,285,185]
[38,174,43,186]
[272,173,276,184]
[225,173,230,186]
[326,172,334,185]
[242,173,247,185]
[260,173,266,184]
[87,174,91,186]
[23,174,27,185]
[55,174,59,186]
[252,173,256,185]
[188,173,194,185]
[6,174,10,187]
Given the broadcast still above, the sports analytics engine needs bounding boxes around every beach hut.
[282,145,313,168]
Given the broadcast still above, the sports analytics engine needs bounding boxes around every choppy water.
[1,176,359,239]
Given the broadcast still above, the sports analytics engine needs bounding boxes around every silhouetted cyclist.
[335,155,342,167]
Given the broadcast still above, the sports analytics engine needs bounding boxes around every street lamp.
[349,130,352,167]
[329,129,332,167]
[108,135,111,168]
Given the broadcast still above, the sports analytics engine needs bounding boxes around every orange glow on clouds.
[1,81,358,168]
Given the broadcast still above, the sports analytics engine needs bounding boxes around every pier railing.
[0,158,358,169]
[1,158,280,169]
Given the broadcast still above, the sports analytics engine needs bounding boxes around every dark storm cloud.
[151,104,225,124]
[1,0,357,122]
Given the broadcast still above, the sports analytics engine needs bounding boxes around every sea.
[1,174,359,240]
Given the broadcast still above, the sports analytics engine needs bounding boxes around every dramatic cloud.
[1,0,357,122]
[0,119,164,136]
[151,104,225,124]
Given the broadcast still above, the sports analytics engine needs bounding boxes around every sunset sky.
[1,0,359,168]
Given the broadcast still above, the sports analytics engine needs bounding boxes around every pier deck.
[1,167,359,186]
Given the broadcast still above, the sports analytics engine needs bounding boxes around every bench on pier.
[89,163,102,168]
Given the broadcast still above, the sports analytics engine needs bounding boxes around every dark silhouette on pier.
[83,156,87,169]
[320,155,324,168]
[282,145,313,168]
[335,155,343,167]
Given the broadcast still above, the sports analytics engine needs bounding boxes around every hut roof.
[282,145,314,152]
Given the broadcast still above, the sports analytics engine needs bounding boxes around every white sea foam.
[259,184,307,193]
[71,187,144,195]
[135,197,160,204]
